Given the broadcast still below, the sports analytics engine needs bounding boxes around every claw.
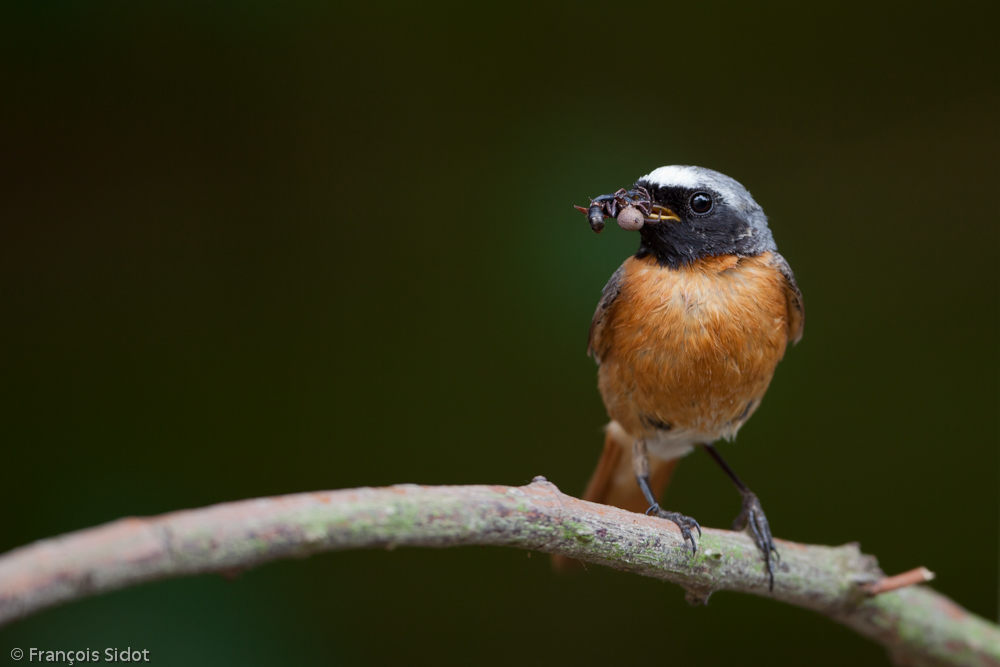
[650,507,701,553]
[735,492,778,592]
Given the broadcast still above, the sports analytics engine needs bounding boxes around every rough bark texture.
[1,478,997,666]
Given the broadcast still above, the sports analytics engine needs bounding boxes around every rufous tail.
[552,422,678,572]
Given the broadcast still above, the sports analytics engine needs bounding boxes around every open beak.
[646,205,680,224]
[574,189,680,234]
[619,204,680,232]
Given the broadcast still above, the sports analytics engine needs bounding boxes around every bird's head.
[577,166,776,268]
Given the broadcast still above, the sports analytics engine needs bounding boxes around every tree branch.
[1,477,996,666]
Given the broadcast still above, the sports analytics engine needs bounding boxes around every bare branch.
[1,478,997,666]
[866,567,936,596]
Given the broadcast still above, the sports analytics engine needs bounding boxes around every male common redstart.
[562,166,804,589]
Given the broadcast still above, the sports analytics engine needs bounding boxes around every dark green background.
[2,2,997,665]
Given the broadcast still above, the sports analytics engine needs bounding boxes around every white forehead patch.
[639,165,760,213]
[640,165,704,189]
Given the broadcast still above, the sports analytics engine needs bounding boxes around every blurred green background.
[1,2,997,665]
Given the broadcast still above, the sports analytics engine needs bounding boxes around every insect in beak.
[574,204,607,232]
[575,187,662,234]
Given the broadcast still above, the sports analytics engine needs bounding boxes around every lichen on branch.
[0,477,997,667]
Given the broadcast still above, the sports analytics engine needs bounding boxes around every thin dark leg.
[637,473,702,553]
[703,444,749,492]
[703,444,778,591]
[631,439,701,552]
[637,474,659,508]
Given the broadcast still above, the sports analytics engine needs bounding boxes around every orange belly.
[598,252,791,456]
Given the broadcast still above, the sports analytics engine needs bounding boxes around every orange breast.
[598,252,791,444]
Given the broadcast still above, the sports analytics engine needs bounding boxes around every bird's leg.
[632,439,701,552]
[703,443,778,591]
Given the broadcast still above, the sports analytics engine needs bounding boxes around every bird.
[559,165,804,589]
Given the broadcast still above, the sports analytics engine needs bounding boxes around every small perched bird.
[561,166,804,589]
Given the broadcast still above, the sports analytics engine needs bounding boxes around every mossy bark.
[1,478,996,666]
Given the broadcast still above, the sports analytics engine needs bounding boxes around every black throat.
[632,182,770,269]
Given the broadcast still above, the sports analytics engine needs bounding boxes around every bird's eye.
[689,192,713,214]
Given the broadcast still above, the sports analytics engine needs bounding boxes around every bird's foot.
[646,503,701,552]
[733,491,778,591]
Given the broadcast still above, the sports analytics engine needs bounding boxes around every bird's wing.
[771,252,805,344]
[588,263,626,363]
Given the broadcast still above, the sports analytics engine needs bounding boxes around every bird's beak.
[646,206,680,224]
[574,189,680,234]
